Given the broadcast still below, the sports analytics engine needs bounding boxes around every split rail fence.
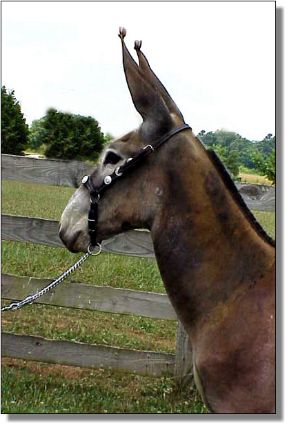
[1,154,193,381]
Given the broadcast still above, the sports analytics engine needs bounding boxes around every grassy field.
[1,180,275,414]
[2,358,205,414]
[238,166,273,185]
[239,172,272,186]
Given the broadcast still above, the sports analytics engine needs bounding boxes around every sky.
[2,1,275,141]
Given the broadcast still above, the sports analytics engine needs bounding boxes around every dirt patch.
[239,184,261,197]
[236,183,275,212]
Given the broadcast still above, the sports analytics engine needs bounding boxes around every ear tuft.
[134,40,142,51]
[118,27,127,40]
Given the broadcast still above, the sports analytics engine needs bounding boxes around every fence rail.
[2,214,155,257]
[2,273,176,320]
[2,154,92,188]
[2,333,175,377]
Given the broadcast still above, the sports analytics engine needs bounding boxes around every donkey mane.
[206,148,275,248]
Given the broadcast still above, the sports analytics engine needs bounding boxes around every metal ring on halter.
[88,243,102,256]
[90,194,100,204]
[115,166,123,176]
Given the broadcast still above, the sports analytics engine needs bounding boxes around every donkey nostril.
[59,229,84,253]
[122,222,131,231]
[59,227,66,243]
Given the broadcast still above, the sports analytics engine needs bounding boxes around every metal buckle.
[143,144,155,152]
[90,194,100,204]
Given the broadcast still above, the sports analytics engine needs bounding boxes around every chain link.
[1,244,102,312]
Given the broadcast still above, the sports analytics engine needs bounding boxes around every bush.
[31,108,105,161]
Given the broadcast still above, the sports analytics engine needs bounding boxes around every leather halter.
[82,123,191,247]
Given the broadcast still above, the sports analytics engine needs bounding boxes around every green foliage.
[27,118,47,150]
[210,144,240,178]
[257,133,275,156]
[104,132,114,144]
[31,108,105,160]
[252,148,275,184]
[1,86,29,155]
[198,129,275,180]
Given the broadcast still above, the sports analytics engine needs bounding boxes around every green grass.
[1,241,164,292]
[1,359,207,414]
[252,211,275,240]
[2,180,74,220]
[1,179,275,414]
[2,303,177,353]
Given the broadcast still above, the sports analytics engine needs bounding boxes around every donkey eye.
[103,151,122,165]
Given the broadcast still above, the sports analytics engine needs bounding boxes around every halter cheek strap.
[80,175,100,246]
[87,200,99,246]
[82,124,191,247]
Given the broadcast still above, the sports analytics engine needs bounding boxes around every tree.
[211,144,240,179]
[198,129,206,138]
[252,149,275,184]
[198,130,240,178]
[33,108,105,160]
[197,129,275,173]
[104,132,114,144]
[27,118,47,150]
[256,134,275,157]
[198,130,217,146]
[1,86,28,155]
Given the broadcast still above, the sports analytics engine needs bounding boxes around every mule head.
[59,28,186,252]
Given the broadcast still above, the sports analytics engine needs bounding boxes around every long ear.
[134,40,184,123]
[118,28,172,140]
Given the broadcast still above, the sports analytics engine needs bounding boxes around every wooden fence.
[1,154,193,380]
[1,153,274,380]
[2,153,276,212]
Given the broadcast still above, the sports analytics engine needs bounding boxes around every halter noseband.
[81,123,191,247]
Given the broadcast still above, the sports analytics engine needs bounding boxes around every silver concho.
[81,175,89,184]
[104,175,112,185]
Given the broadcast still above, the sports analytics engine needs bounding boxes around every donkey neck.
[150,134,274,331]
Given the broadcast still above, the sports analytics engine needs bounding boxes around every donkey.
[59,28,275,413]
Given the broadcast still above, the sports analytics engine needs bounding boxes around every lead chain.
[1,244,102,312]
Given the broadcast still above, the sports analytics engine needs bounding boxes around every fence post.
[174,320,193,387]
